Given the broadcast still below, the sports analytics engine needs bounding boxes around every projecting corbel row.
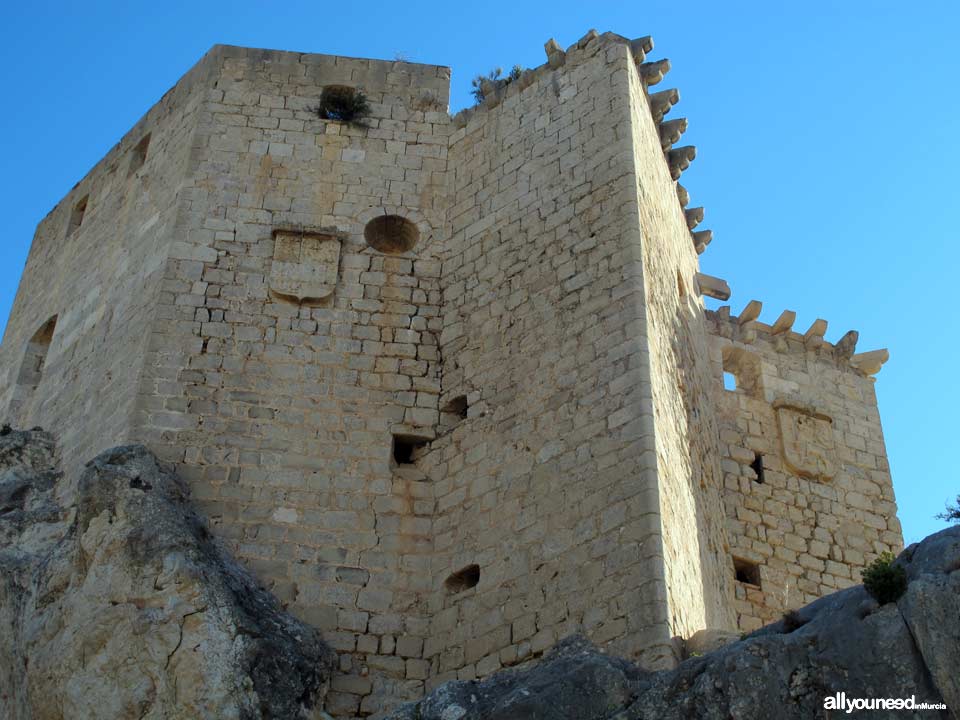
[714,298,890,375]
[632,39,714,258]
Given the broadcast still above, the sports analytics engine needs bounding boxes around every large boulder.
[0,428,336,719]
[390,527,960,720]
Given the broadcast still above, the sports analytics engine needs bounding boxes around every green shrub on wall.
[862,551,907,605]
[315,86,371,126]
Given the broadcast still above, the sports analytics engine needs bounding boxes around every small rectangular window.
[723,371,737,391]
[392,434,428,465]
[17,316,57,390]
[733,557,761,587]
[750,453,765,484]
[67,195,89,236]
[442,395,468,420]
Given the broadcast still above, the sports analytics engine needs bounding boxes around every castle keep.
[0,31,902,717]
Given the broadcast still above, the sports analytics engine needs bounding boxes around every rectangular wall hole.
[67,195,89,236]
[733,557,762,587]
[445,564,480,594]
[442,395,468,420]
[722,371,737,391]
[128,134,151,176]
[392,434,428,465]
[750,453,765,484]
[16,315,58,390]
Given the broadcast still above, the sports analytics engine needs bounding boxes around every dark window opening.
[364,215,420,254]
[67,196,89,236]
[442,395,469,420]
[445,564,480,594]
[17,316,58,390]
[128,134,151,176]
[733,557,761,587]
[393,434,428,465]
[750,453,765,484]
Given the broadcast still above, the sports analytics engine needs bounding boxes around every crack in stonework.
[166,606,207,671]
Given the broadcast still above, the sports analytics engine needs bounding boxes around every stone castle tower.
[0,31,902,716]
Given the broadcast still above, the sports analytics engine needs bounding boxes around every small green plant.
[315,86,371,126]
[862,551,907,604]
[937,495,960,524]
[470,64,524,104]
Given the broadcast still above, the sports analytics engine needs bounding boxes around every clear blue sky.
[1,2,957,544]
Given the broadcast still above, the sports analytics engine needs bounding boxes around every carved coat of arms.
[775,403,837,480]
[270,228,342,302]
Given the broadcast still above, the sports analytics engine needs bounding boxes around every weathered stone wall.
[0,53,213,473]
[127,46,452,717]
[708,309,902,631]
[0,32,906,720]
[623,42,736,649]
[423,35,685,686]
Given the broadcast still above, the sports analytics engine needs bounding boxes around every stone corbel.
[659,118,687,151]
[649,88,679,123]
[851,349,890,375]
[685,206,704,230]
[693,230,712,254]
[695,272,731,300]
[640,59,671,86]
[667,146,696,180]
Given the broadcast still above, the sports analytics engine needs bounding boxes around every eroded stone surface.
[389,528,959,719]
[0,429,335,719]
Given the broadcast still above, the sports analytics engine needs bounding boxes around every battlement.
[707,300,890,377]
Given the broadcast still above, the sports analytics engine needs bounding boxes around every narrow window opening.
[442,395,469,420]
[750,453,765,484]
[392,434,428,465]
[445,564,480,594]
[721,346,762,396]
[128,134,151,176]
[67,196,89,237]
[733,557,762,587]
[17,316,58,390]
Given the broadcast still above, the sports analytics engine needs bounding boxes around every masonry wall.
[127,46,452,717]
[422,35,682,685]
[708,310,902,631]
[0,34,907,720]
[0,54,212,475]
[623,45,737,647]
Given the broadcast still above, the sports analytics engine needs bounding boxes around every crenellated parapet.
[626,34,714,258]
[706,295,890,377]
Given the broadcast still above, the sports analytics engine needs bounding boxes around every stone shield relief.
[270,229,341,302]
[776,404,837,480]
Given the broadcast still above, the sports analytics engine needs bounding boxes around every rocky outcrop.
[390,528,960,720]
[0,428,335,719]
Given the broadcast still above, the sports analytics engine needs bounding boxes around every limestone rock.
[0,429,336,719]
[389,527,960,719]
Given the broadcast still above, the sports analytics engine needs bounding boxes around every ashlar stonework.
[0,29,901,717]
